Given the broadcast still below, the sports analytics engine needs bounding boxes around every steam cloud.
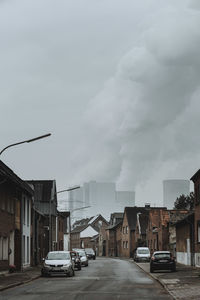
[70,0,200,193]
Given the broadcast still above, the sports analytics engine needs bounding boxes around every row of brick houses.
[104,169,200,267]
[106,206,190,261]
[0,160,70,272]
[70,215,109,255]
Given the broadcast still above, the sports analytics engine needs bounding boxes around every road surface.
[0,257,172,300]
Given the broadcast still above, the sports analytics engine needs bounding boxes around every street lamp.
[0,133,51,156]
[49,185,81,251]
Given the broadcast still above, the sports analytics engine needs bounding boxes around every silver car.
[41,251,75,277]
[73,249,89,267]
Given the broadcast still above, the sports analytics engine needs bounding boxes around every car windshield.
[85,249,94,254]
[78,251,86,257]
[46,252,70,260]
[154,253,171,259]
[138,249,149,254]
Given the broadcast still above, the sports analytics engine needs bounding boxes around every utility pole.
[49,180,55,252]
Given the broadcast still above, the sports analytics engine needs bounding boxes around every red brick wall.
[116,224,122,257]
[71,233,81,249]
[176,222,190,252]
[121,212,131,257]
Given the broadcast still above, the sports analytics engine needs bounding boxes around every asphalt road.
[0,258,172,300]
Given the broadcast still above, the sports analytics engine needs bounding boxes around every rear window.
[138,249,149,254]
[78,251,86,257]
[154,253,171,259]
[85,248,95,254]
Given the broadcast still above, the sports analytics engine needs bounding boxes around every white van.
[134,247,150,262]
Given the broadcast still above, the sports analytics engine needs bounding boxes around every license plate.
[53,267,61,271]
[159,260,168,263]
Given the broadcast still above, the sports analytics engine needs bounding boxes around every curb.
[133,261,175,300]
[0,274,41,292]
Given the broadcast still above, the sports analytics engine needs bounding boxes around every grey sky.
[1,0,199,208]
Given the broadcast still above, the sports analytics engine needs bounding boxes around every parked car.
[70,250,82,270]
[150,251,176,273]
[73,249,89,267]
[85,248,96,260]
[41,251,75,277]
[134,247,150,262]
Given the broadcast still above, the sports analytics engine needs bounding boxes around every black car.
[70,251,82,270]
[85,248,96,260]
[150,251,176,273]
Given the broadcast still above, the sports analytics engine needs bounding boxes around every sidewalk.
[134,261,200,300]
[0,266,41,291]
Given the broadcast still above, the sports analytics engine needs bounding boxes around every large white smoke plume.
[71,0,200,195]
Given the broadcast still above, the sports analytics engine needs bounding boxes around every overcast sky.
[1,0,200,207]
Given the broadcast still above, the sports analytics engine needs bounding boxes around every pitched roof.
[174,211,194,226]
[106,221,122,231]
[0,160,33,195]
[71,214,109,234]
[138,213,149,235]
[27,180,57,202]
[190,169,200,182]
[71,224,88,233]
[110,212,124,219]
[124,207,149,231]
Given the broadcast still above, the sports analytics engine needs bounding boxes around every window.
[23,197,26,225]
[10,198,14,214]
[123,227,125,234]
[3,237,8,260]
[27,200,30,226]
[7,198,10,213]
[123,241,126,249]
[126,226,128,234]
[27,237,29,263]
[195,185,200,204]
[198,222,200,243]
[23,235,25,264]
[126,241,128,249]
[1,197,5,210]
[0,237,3,260]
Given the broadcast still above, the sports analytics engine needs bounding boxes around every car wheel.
[68,267,74,277]
[150,266,154,273]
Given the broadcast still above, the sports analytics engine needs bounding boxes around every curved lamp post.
[0,133,51,156]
